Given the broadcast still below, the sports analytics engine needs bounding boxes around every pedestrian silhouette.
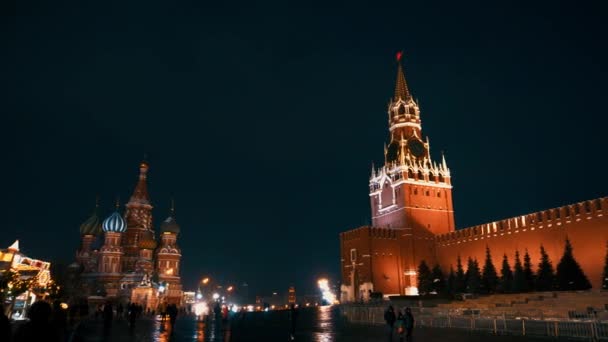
[13,301,60,342]
[0,309,11,342]
[384,305,396,342]
[404,307,415,342]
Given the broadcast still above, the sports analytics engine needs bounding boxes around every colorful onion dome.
[102,211,126,233]
[138,230,157,250]
[80,207,102,236]
[160,216,180,234]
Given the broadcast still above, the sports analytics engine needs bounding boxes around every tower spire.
[128,160,151,205]
[170,197,175,217]
[394,51,411,102]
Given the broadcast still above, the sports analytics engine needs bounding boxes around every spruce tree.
[556,238,592,291]
[417,260,433,295]
[499,254,513,293]
[536,245,555,291]
[455,256,466,293]
[431,264,446,294]
[602,243,608,290]
[481,246,498,294]
[523,249,535,292]
[465,257,482,293]
[512,251,527,293]
[447,266,456,295]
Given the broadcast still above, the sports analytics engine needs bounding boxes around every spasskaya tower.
[369,53,455,235]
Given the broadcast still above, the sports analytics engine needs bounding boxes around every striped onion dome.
[80,207,102,236]
[138,230,157,250]
[102,211,126,233]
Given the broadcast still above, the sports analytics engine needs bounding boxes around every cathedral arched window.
[417,171,424,180]
[438,174,445,183]
[428,173,435,182]
[408,169,414,179]
[381,183,393,208]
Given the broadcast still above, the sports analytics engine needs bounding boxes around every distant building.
[0,240,52,318]
[288,286,296,305]
[73,161,183,307]
[340,56,608,301]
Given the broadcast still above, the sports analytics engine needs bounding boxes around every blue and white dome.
[102,211,126,233]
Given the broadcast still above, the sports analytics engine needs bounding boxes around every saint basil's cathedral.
[339,56,608,301]
[74,161,183,306]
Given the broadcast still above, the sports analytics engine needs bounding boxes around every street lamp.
[212,293,220,302]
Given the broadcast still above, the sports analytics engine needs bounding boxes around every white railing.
[341,305,608,340]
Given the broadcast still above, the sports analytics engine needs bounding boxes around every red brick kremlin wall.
[435,197,608,289]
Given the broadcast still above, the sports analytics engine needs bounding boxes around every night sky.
[2,1,607,296]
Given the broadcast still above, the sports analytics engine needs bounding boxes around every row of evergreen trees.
[417,239,593,295]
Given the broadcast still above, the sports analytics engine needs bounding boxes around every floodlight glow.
[317,278,337,304]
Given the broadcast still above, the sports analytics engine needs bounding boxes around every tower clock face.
[408,139,425,157]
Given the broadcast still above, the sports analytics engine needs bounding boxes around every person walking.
[103,301,113,334]
[116,303,124,320]
[128,303,138,330]
[0,310,11,342]
[404,307,415,342]
[395,310,405,342]
[168,304,178,332]
[384,305,396,342]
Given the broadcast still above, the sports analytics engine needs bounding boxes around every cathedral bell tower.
[123,161,153,272]
[369,53,455,235]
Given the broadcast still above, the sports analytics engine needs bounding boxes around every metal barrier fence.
[341,305,608,340]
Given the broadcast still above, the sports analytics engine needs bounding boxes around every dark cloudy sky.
[2,0,607,295]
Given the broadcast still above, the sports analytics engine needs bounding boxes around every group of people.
[384,305,414,342]
[0,300,69,342]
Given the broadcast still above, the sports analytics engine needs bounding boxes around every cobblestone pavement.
[72,306,565,342]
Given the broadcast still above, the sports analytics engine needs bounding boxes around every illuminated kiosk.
[0,240,52,319]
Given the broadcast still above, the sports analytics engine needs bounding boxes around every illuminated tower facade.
[123,161,153,272]
[76,201,102,272]
[98,208,127,297]
[156,205,183,304]
[369,54,455,235]
[340,55,455,300]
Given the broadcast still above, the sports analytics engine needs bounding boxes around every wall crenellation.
[436,197,607,246]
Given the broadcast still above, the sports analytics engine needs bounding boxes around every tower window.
[398,104,405,115]
[437,192,441,198]
[350,249,357,262]
[595,199,602,210]
[414,189,418,195]
[425,190,430,196]
[574,205,580,215]
[565,206,571,217]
